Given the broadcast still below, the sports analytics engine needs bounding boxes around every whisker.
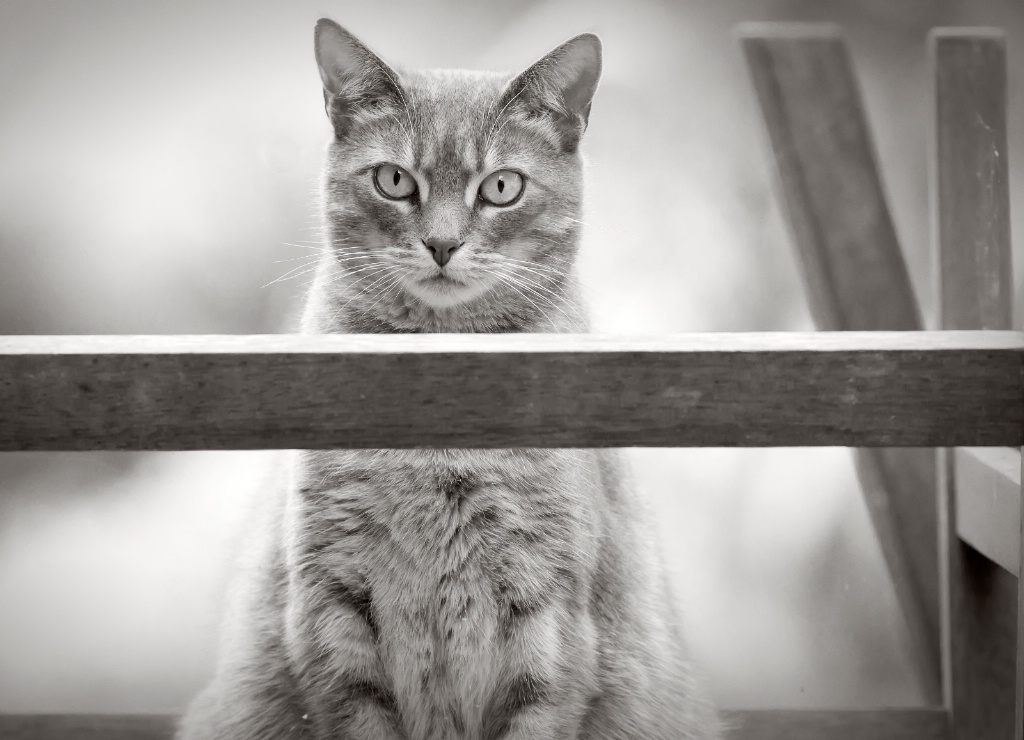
[327,263,394,282]
[479,267,546,321]
[489,266,572,325]
[361,275,405,315]
[561,216,637,237]
[279,242,336,254]
[273,254,329,264]
[334,274,402,324]
[332,269,397,318]
[494,256,573,279]
[497,264,588,327]
[262,261,325,288]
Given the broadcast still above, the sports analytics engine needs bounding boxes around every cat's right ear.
[314,19,405,138]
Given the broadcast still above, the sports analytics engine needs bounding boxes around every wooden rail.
[0,709,952,740]
[1,332,1022,451]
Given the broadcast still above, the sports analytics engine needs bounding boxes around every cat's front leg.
[298,678,406,740]
[176,662,314,740]
[285,585,406,739]
[483,701,586,740]
[575,666,723,740]
[177,562,318,739]
[478,608,598,740]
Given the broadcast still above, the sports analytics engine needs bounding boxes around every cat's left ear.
[314,19,405,138]
[499,34,602,152]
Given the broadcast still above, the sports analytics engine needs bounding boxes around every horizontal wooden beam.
[0,332,1021,450]
[723,708,949,740]
[956,447,1021,576]
[0,709,950,740]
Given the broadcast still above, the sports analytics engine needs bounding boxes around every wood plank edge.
[955,447,1020,576]
[734,21,843,40]
[723,708,949,740]
[2,330,1023,355]
[1018,449,1024,740]
[0,710,949,740]
[929,27,1007,41]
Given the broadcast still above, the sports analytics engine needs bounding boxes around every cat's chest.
[311,450,571,617]
[297,449,586,735]
[300,448,580,573]
[366,475,512,733]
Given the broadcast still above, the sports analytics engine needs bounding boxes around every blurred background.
[1,0,1022,715]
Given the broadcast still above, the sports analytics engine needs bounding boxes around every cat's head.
[308,19,601,333]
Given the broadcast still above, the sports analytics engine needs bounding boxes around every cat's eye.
[478,170,524,207]
[374,164,417,200]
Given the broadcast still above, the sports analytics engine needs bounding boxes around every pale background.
[1,0,1022,714]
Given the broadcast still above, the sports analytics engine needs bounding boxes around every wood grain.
[723,708,949,740]
[932,29,1012,332]
[931,28,1017,740]
[955,447,1020,576]
[0,714,176,739]
[738,25,921,333]
[0,332,1020,451]
[740,24,941,703]
[939,461,1019,740]
[0,710,949,740]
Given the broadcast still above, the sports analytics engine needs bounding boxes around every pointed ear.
[314,19,405,138]
[497,33,602,152]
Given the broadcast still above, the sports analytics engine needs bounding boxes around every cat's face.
[311,20,601,332]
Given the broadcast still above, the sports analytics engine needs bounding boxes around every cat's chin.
[402,273,492,310]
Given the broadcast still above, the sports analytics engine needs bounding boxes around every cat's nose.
[423,238,462,268]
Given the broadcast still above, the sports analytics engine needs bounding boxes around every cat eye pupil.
[497,178,504,193]
[393,171,401,186]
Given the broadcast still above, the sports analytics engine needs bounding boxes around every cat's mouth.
[421,272,462,285]
[404,270,492,308]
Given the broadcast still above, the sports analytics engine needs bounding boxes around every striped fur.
[178,19,720,740]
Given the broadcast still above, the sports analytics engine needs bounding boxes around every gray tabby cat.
[178,19,720,740]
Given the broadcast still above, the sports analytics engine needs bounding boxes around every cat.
[177,18,721,740]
